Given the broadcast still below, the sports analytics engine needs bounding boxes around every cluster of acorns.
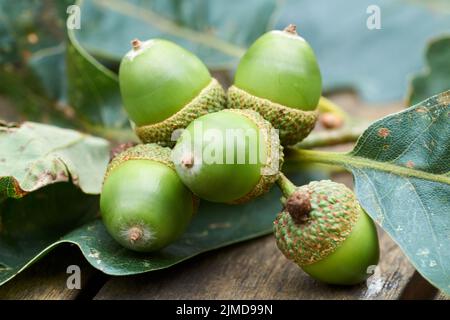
[100,25,380,285]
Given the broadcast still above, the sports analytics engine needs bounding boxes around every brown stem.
[181,154,194,169]
[285,191,311,224]
[128,227,143,243]
[283,24,298,35]
[277,173,311,224]
[131,38,142,50]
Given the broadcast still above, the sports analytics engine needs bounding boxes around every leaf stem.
[296,124,366,149]
[287,148,450,186]
[277,172,297,197]
[93,0,246,58]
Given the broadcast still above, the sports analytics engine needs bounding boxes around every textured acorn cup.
[274,178,380,285]
[172,109,283,204]
[119,39,226,146]
[228,24,321,146]
[100,144,196,252]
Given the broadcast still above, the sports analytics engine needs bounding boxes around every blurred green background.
[1,0,449,140]
[1,0,450,293]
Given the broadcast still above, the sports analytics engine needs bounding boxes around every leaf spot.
[406,161,415,168]
[208,222,231,230]
[27,33,39,44]
[416,107,427,113]
[377,127,390,138]
[88,249,100,259]
[416,248,430,256]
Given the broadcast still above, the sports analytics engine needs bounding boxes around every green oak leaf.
[66,32,131,140]
[408,35,450,105]
[0,0,74,125]
[73,0,275,70]
[0,169,328,285]
[0,121,110,198]
[0,0,133,140]
[289,90,450,294]
[0,182,100,282]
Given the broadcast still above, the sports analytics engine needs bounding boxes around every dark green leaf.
[408,35,450,105]
[0,169,328,284]
[0,121,110,197]
[0,0,133,140]
[290,91,450,294]
[349,91,450,294]
[65,34,131,139]
[0,182,99,283]
[0,0,74,124]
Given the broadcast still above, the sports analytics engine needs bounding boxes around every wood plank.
[0,245,106,300]
[94,153,433,300]
[434,292,449,300]
[3,92,434,299]
[94,227,420,300]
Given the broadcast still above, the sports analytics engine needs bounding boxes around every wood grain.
[1,92,437,299]
[94,229,417,300]
[94,170,434,300]
[434,292,449,300]
[0,245,104,300]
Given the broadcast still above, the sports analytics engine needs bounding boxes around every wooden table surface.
[0,92,447,300]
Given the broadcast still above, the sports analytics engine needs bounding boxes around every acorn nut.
[100,144,196,252]
[172,109,283,204]
[274,176,380,285]
[228,24,322,146]
[119,39,227,146]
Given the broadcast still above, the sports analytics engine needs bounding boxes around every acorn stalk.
[274,173,380,285]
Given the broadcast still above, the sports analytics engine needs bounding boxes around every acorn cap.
[273,180,360,266]
[119,39,226,146]
[228,85,318,146]
[105,143,202,212]
[104,143,174,182]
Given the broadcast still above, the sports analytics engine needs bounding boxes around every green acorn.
[228,25,322,146]
[172,109,283,204]
[274,176,380,285]
[119,39,226,146]
[100,144,196,252]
